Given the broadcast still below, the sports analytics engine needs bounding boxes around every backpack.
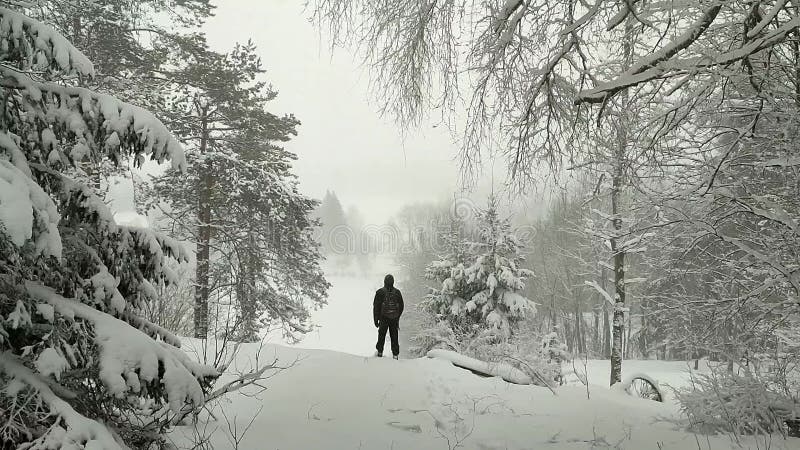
[381,288,401,319]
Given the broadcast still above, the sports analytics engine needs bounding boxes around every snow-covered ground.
[167,262,798,449]
[563,358,715,405]
[169,340,798,449]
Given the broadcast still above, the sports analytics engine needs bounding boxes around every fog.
[202,0,513,224]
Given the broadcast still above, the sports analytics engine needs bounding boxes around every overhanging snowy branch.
[0,352,123,449]
[0,66,186,171]
[585,280,614,305]
[576,4,800,105]
[577,3,722,104]
[25,282,218,412]
[0,6,94,76]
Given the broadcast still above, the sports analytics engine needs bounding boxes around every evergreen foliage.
[0,7,216,447]
[150,41,329,341]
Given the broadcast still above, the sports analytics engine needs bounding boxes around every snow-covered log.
[427,349,533,385]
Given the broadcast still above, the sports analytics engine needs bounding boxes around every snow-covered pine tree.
[463,196,536,338]
[213,142,329,342]
[0,7,216,448]
[150,41,328,342]
[23,0,213,193]
[423,197,535,342]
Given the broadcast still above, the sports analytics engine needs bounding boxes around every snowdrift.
[168,341,800,449]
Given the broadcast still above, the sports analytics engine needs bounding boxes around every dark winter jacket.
[373,275,404,324]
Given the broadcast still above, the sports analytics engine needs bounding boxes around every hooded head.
[384,274,394,290]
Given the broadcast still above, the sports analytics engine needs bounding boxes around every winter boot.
[392,355,399,360]
[375,351,383,357]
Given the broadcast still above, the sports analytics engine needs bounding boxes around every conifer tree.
[463,197,536,337]
[424,197,535,341]
[314,190,349,254]
[24,0,213,191]
[151,41,328,340]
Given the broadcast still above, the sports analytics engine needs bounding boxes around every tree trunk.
[639,300,648,358]
[550,282,556,332]
[625,302,633,359]
[793,8,800,108]
[238,232,260,341]
[575,300,585,355]
[194,107,211,338]
[609,4,635,387]
[609,191,626,385]
[593,302,600,355]
[563,312,574,354]
[601,267,612,359]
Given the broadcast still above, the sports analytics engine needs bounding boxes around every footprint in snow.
[386,421,423,433]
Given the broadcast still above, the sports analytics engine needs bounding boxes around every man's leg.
[376,320,389,355]
[389,318,400,357]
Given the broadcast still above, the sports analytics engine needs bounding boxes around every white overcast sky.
[111,0,548,225]
[202,0,501,223]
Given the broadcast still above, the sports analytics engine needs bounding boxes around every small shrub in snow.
[676,367,798,437]
[409,317,460,357]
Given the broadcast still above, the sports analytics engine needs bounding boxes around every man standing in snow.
[374,274,404,359]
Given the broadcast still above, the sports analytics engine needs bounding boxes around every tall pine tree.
[151,41,328,340]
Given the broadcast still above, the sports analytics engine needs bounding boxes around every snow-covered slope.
[169,341,796,449]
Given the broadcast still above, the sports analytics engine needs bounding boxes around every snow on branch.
[579,12,800,104]
[122,311,184,348]
[606,2,633,31]
[492,0,524,35]
[0,158,61,257]
[577,3,722,104]
[715,190,800,235]
[585,280,614,305]
[746,0,789,39]
[0,127,32,176]
[2,162,189,318]
[713,231,800,295]
[762,156,800,167]
[0,67,186,172]
[0,352,123,449]
[0,6,94,76]
[25,282,218,413]
[559,0,602,37]
[491,0,525,47]
[31,160,189,265]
